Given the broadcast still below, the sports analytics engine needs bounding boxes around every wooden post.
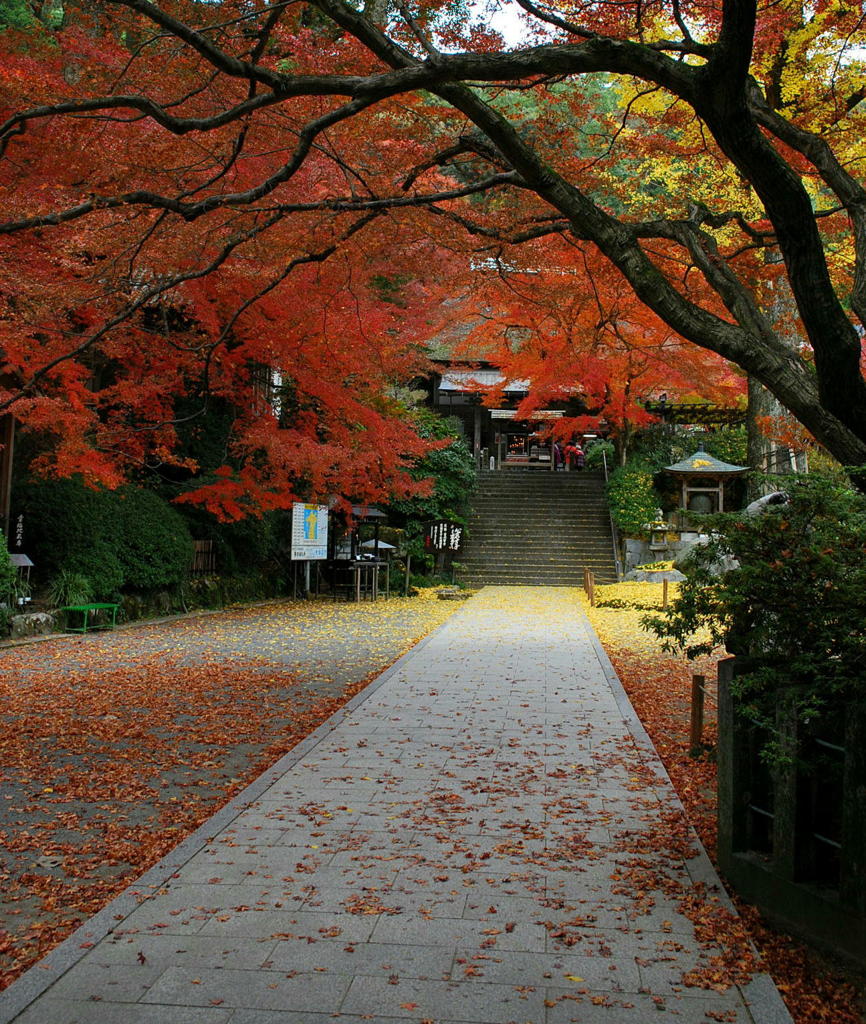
[690,674,705,756]
[662,578,669,608]
[587,570,595,607]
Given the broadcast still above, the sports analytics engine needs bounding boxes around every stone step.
[471,487,605,498]
[467,524,612,533]
[460,562,614,573]
[459,556,616,569]
[461,575,618,586]
[470,488,608,499]
[467,512,611,522]
[468,506,609,515]
[461,543,613,553]
[459,469,617,587]
[463,537,611,545]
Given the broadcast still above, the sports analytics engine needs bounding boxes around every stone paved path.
[0,587,791,1024]
[0,597,458,977]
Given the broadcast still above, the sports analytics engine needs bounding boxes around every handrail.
[601,450,624,581]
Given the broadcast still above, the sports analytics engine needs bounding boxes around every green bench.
[62,602,120,633]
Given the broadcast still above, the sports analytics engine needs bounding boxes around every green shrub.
[385,410,476,585]
[409,572,438,589]
[0,541,17,631]
[15,477,125,599]
[0,539,16,605]
[632,424,747,473]
[645,474,866,760]
[170,497,282,579]
[15,477,193,599]
[584,440,614,472]
[703,426,748,467]
[48,569,92,608]
[387,409,476,525]
[606,463,661,535]
[115,487,194,591]
[0,0,36,30]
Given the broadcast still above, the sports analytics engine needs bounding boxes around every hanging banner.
[426,521,464,552]
[291,503,329,560]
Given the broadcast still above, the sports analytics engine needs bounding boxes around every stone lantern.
[642,509,670,560]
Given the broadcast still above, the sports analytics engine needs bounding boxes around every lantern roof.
[664,449,748,475]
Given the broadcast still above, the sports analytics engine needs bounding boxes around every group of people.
[553,441,585,471]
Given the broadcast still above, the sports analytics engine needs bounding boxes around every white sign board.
[291,503,329,560]
[489,409,564,419]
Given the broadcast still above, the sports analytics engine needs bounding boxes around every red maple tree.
[0,0,863,501]
[446,240,744,457]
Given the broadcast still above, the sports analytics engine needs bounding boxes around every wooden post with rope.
[583,569,596,607]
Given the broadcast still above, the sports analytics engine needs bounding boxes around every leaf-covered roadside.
[0,596,459,991]
[582,585,865,1024]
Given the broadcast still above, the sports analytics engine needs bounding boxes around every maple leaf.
[0,597,458,991]
[583,590,865,1023]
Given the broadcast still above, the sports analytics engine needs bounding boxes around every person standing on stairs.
[564,440,578,471]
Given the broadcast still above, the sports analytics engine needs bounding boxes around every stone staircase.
[457,469,619,587]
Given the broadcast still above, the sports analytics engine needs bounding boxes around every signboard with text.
[291,503,329,560]
[426,521,464,552]
[489,409,564,420]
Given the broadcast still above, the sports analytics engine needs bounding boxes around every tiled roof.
[665,449,748,474]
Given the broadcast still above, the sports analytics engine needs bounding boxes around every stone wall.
[624,532,705,573]
[10,610,58,639]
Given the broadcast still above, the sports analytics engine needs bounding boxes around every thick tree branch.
[0,92,290,156]
[0,170,519,237]
[746,80,866,331]
[693,78,866,435]
[0,93,391,232]
[107,0,289,91]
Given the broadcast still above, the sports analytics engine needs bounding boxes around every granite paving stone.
[340,974,549,1022]
[92,933,280,971]
[0,586,792,1024]
[12,1003,234,1024]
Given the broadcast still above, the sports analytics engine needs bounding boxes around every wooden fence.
[191,539,216,576]
[716,656,866,965]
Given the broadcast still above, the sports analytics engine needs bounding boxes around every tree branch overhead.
[0,0,864,482]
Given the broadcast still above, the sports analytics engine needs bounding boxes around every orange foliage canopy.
[0,0,864,504]
[0,4,469,514]
[449,240,744,447]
